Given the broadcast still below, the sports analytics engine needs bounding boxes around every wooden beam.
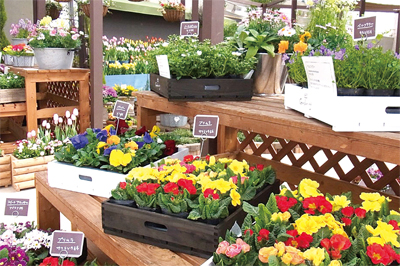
[397,11,400,53]
[201,0,224,44]
[90,0,103,129]
[360,0,366,16]
[291,0,297,26]
[192,0,199,21]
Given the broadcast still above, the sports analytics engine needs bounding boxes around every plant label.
[193,115,219,138]
[354,16,376,40]
[112,100,130,120]
[180,21,200,36]
[4,198,29,216]
[156,55,171,79]
[302,56,337,95]
[50,230,85,258]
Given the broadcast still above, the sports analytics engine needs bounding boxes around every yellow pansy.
[109,150,124,167]
[230,189,241,206]
[103,124,115,134]
[150,125,160,138]
[107,135,120,145]
[330,195,350,212]
[96,142,108,154]
[121,153,132,166]
[125,141,138,150]
[298,178,323,198]
[303,247,325,266]
[367,237,385,246]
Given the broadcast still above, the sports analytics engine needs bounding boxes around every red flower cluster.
[284,230,313,249]
[354,207,366,218]
[203,188,220,200]
[12,43,26,52]
[163,179,197,195]
[184,155,194,162]
[177,179,197,194]
[303,196,332,215]
[136,182,160,195]
[276,195,297,212]
[163,182,180,195]
[180,161,196,174]
[164,140,176,156]
[389,220,400,231]
[367,243,400,265]
[257,229,270,242]
[119,181,127,190]
[249,164,265,171]
[320,234,351,260]
[244,229,253,236]
[39,257,75,266]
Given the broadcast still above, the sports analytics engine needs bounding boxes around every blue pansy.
[104,145,117,156]
[143,132,153,144]
[96,129,108,142]
[93,128,101,134]
[136,141,144,149]
[70,134,89,149]
[110,127,117,136]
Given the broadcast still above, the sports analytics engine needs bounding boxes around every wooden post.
[25,80,37,134]
[136,106,159,130]
[36,188,60,231]
[33,0,46,22]
[359,0,366,16]
[397,11,400,53]
[201,0,224,45]
[192,0,199,21]
[90,0,103,129]
[291,0,297,26]
[79,73,91,132]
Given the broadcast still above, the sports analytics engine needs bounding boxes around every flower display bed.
[0,88,25,104]
[0,155,12,188]
[11,155,54,191]
[47,147,189,197]
[284,84,400,132]
[150,74,254,102]
[102,179,280,258]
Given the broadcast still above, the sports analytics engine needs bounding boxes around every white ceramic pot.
[33,48,74,69]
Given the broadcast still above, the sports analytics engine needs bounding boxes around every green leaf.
[310,227,331,247]
[241,214,253,231]
[0,248,8,259]
[260,44,275,56]
[188,209,201,220]
[268,255,279,266]
[342,257,358,266]
[241,186,256,201]
[249,29,259,38]
[243,201,259,216]
[245,46,258,59]
[266,193,279,214]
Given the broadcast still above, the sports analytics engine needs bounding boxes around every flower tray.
[0,88,25,104]
[150,74,254,102]
[102,179,280,258]
[0,155,12,188]
[47,147,189,198]
[284,84,400,132]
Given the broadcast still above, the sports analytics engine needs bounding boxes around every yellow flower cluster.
[360,192,391,212]
[271,211,291,222]
[110,149,133,167]
[294,213,347,237]
[303,247,325,266]
[227,159,249,175]
[259,242,305,265]
[330,195,351,212]
[298,178,323,198]
[366,221,400,247]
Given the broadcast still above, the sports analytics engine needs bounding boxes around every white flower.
[196,50,202,56]
[73,108,79,116]
[181,54,186,57]
[31,130,36,137]
[67,118,72,125]
[162,42,169,47]
[37,33,45,40]
[59,117,63,124]
[27,132,32,139]
[71,114,76,121]
[65,110,71,118]
[42,120,47,127]
[40,151,45,156]
[53,114,59,124]
[157,137,163,144]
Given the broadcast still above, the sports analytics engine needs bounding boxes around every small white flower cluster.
[17,229,51,251]
[0,229,17,247]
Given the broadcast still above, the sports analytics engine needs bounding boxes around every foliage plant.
[146,35,258,80]
[121,155,276,220]
[213,178,400,266]
[28,16,82,49]
[0,0,9,50]
[0,71,25,89]
[157,128,201,145]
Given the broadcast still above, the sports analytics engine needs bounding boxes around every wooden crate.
[0,155,12,188]
[0,88,25,104]
[102,180,280,258]
[11,155,54,191]
[150,74,254,102]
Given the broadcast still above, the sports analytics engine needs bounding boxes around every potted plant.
[0,72,25,104]
[4,43,34,67]
[159,1,185,22]
[9,18,35,45]
[77,0,111,17]
[28,16,82,69]
[45,0,63,20]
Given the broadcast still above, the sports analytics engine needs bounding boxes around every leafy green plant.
[186,194,231,220]
[0,72,25,89]
[0,0,9,50]
[241,29,278,59]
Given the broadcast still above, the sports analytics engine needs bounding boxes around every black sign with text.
[112,100,130,120]
[354,16,376,39]
[5,198,29,216]
[50,230,85,258]
[193,115,219,138]
[180,21,200,36]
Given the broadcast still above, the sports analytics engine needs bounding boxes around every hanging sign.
[112,100,130,120]
[354,16,376,40]
[156,55,171,79]
[193,115,219,138]
[4,198,29,216]
[50,230,85,258]
[180,21,200,36]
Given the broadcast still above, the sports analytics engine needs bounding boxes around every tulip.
[73,108,79,116]
[65,110,71,118]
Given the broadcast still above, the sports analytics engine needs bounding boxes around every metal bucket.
[33,48,74,69]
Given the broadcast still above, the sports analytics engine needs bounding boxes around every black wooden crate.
[102,180,280,258]
[150,74,254,102]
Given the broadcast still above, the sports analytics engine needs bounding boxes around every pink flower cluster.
[216,238,250,258]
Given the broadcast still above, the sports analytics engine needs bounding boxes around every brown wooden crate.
[102,179,279,258]
[0,89,25,104]
[150,74,254,102]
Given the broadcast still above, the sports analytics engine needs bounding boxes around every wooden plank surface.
[135,91,400,165]
[35,171,206,266]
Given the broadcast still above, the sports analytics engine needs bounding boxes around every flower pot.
[12,56,34,67]
[393,89,400,97]
[162,9,184,22]
[337,87,365,96]
[364,88,394,96]
[109,198,136,207]
[160,114,188,127]
[161,208,189,219]
[253,53,288,96]
[47,6,61,20]
[81,4,108,17]
[3,54,13,65]
[11,38,28,45]
[33,48,74,69]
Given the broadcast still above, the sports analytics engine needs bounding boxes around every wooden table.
[7,67,90,133]
[135,91,400,209]
[35,171,206,266]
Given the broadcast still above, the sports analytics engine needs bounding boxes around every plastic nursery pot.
[109,198,136,207]
[364,88,394,96]
[160,208,189,219]
[337,87,365,96]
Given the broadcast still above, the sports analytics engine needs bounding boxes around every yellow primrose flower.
[230,189,241,206]
[193,160,207,171]
[274,242,285,257]
[295,214,320,235]
[208,156,216,166]
[330,195,350,212]
[272,212,291,222]
[209,171,218,178]
[258,247,278,263]
[107,135,120,145]
[214,179,233,194]
[298,178,323,198]
[374,221,400,247]
[303,247,325,266]
[281,253,293,265]
[228,160,245,175]
[367,236,386,246]
[218,158,232,164]
[125,141,138,150]
[96,142,108,154]
[362,200,381,212]
[328,260,341,266]
[169,172,189,183]
[150,125,160,138]
[390,210,400,216]
[40,16,52,26]
[127,167,158,181]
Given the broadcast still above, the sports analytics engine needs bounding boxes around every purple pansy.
[70,134,89,150]
[92,128,102,134]
[104,145,117,156]
[143,132,153,144]
[96,130,108,142]
[136,141,144,149]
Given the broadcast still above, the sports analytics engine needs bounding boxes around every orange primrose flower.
[278,40,289,53]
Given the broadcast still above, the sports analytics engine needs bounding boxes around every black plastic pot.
[337,87,365,96]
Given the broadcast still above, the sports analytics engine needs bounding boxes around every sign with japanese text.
[302,56,337,95]
[354,16,376,40]
[5,198,29,216]
[50,231,85,258]
[156,55,171,79]
[193,115,219,138]
[112,100,130,120]
[180,21,200,36]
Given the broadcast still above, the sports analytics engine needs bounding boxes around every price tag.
[50,230,85,258]
[302,56,337,96]
[354,16,376,40]
[156,55,171,79]
[180,21,200,36]
[112,100,131,120]
[193,115,219,139]
[5,198,29,216]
